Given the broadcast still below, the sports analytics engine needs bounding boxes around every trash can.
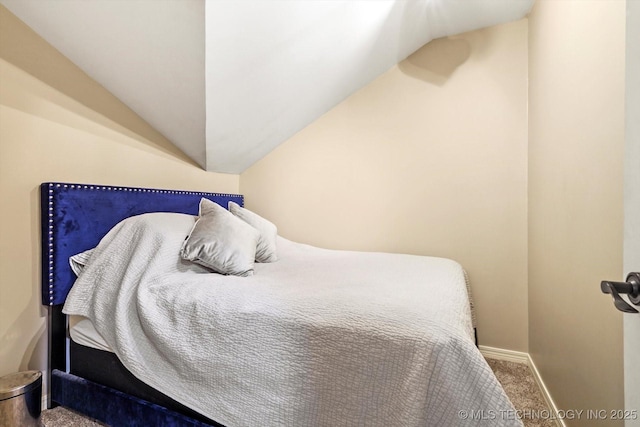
[0,371,42,427]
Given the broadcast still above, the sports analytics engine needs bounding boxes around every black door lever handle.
[601,272,640,313]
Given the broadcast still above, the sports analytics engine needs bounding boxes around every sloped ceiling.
[1,0,534,173]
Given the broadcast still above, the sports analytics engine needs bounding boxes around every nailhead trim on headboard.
[48,182,240,197]
[47,185,54,304]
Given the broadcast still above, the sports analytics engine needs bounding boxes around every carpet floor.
[487,359,557,427]
[39,359,555,426]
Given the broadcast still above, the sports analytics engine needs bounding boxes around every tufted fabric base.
[51,370,218,427]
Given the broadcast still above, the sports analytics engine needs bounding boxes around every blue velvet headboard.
[40,182,244,306]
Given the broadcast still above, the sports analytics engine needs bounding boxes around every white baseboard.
[527,355,566,427]
[480,346,565,427]
[479,345,529,364]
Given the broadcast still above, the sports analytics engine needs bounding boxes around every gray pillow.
[228,201,278,263]
[180,198,259,276]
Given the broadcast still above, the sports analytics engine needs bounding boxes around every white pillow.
[180,198,259,276]
[69,248,95,276]
[228,201,278,263]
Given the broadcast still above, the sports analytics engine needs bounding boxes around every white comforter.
[63,213,521,427]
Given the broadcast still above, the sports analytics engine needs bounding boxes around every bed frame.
[41,182,243,426]
[41,181,479,426]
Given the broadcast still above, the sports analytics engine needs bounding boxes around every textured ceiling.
[1,0,534,173]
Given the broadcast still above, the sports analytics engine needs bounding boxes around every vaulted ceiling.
[1,0,534,173]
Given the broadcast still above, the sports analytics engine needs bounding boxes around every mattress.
[63,212,520,426]
[69,315,111,352]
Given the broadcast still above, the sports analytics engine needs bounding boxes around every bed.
[41,182,521,427]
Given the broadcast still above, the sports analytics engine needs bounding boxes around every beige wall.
[528,0,625,423]
[241,20,529,351]
[0,6,239,380]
